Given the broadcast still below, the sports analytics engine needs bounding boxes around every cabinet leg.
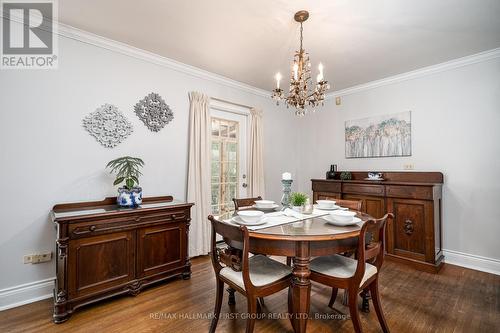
[182,271,191,280]
[53,303,71,324]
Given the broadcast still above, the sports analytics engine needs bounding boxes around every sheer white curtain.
[187,92,211,257]
[248,108,265,197]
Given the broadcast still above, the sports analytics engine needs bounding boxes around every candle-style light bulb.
[293,63,299,81]
[275,73,282,89]
[317,63,324,82]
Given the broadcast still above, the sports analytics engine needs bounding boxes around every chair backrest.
[207,215,255,290]
[353,213,393,285]
[233,196,263,210]
[335,199,362,211]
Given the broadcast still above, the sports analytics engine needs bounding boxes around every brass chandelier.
[272,10,330,116]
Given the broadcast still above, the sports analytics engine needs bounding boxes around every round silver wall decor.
[134,92,174,132]
[82,104,133,148]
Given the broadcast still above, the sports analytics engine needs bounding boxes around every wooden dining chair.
[232,196,263,210]
[309,213,393,333]
[335,198,362,211]
[208,215,292,333]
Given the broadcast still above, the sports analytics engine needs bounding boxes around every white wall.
[297,57,500,267]
[0,33,299,305]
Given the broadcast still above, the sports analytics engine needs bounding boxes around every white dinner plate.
[252,204,280,211]
[364,178,385,181]
[314,204,344,211]
[231,216,268,226]
[322,215,362,226]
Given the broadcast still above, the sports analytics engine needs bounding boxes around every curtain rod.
[210,97,253,110]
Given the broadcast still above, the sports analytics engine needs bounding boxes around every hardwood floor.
[1,256,499,333]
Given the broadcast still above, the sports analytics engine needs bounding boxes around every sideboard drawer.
[386,185,433,200]
[69,210,188,238]
[342,184,385,196]
[312,181,341,193]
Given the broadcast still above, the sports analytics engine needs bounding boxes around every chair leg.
[209,280,224,333]
[246,297,258,333]
[227,287,236,305]
[348,287,363,333]
[328,287,339,308]
[369,279,390,333]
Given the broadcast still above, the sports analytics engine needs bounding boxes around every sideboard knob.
[89,225,96,232]
[171,214,177,220]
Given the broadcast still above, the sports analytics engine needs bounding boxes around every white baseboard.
[0,278,55,311]
[443,249,500,275]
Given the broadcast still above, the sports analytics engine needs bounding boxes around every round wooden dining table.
[245,211,373,333]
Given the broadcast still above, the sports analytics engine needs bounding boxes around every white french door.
[210,103,249,215]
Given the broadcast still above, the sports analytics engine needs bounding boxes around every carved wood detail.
[404,219,414,235]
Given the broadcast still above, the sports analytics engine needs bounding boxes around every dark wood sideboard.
[312,172,444,273]
[51,196,194,323]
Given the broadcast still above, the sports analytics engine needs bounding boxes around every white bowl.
[237,210,265,223]
[329,210,356,223]
[316,200,336,208]
[254,200,275,209]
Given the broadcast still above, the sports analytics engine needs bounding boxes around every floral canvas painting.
[345,111,411,158]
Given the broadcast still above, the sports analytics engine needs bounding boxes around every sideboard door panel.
[137,223,186,278]
[68,231,135,298]
[387,198,433,262]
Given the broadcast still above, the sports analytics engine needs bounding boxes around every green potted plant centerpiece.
[290,192,308,213]
[106,156,145,207]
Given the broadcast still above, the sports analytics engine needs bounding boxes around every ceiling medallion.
[271,10,330,116]
[83,104,133,148]
[134,92,174,132]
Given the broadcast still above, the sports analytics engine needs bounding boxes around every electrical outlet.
[335,97,341,105]
[24,252,52,264]
[403,163,415,170]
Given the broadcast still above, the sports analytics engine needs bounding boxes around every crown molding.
[326,47,500,99]
[1,12,269,98]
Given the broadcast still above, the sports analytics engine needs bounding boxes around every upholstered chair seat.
[310,254,377,287]
[220,255,292,290]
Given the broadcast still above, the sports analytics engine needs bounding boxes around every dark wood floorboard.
[0,256,499,333]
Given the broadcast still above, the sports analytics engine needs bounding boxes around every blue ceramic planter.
[117,187,143,207]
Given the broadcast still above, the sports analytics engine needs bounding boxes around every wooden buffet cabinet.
[312,172,444,273]
[51,196,194,323]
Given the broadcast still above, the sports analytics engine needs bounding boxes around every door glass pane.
[227,142,237,161]
[212,141,221,161]
[220,123,228,137]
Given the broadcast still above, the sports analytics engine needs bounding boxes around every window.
[211,118,239,214]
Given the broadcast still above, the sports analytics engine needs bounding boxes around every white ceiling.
[59,0,500,91]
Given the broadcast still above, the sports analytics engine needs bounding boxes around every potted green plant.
[106,156,145,207]
[290,192,308,213]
